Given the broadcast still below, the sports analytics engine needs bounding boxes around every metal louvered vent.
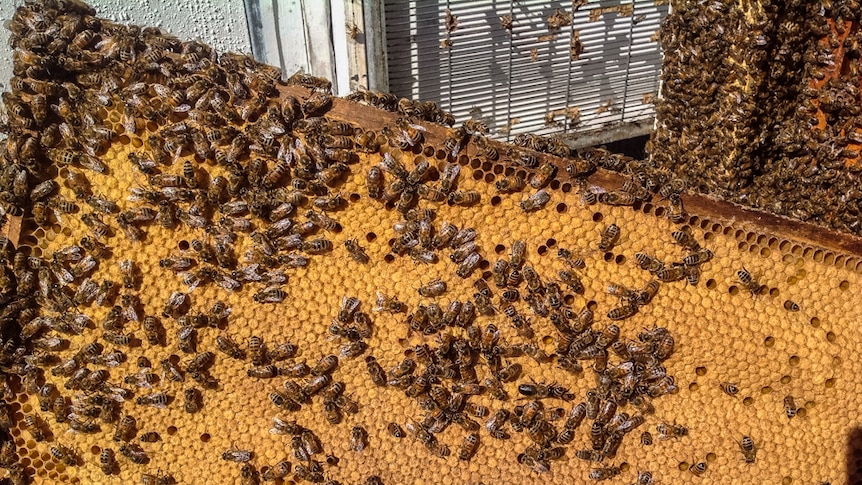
[384,0,669,145]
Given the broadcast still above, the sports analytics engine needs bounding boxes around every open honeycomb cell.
[2,2,862,485]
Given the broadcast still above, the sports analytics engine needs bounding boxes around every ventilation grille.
[385,0,668,141]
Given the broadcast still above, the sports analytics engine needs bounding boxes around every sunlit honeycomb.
[2,2,862,485]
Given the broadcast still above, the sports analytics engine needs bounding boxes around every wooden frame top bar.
[278,85,862,256]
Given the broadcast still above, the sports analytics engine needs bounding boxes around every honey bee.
[457,252,481,278]
[307,355,337,377]
[689,461,707,476]
[222,447,254,463]
[244,335,266,366]
[682,248,713,267]
[467,136,497,162]
[574,448,604,462]
[23,414,46,441]
[717,381,739,397]
[635,252,664,273]
[365,356,387,386]
[138,431,160,443]
[453,432,479,461]
[414,279,446,297]
[51,444,79,466]
[136,391,170,408]
[331,296,359,326]
[530,163,557,189]
[655,423,687,440]
[433,163,460,194]
[666,193,687,223]
[302,91,332,116]
[596,190,636,206]
[341,340,367,358]
[655,264,686,283]
[489,259,508,288]
[99,447,117,475]
[173,325,197,353]
[316,397,341,425]
[100,329,133,346]
[262,460,291,481]
[306,208,342,233]
[520,189,550,212]
[85,194,119,214]
[507,146,538,168]
[374,291,406,313]
[181,387,202,414]
[598,224,621,252]
[158,358,184,383]
[517,452,550,473]
[335,394,359,415]
[737,267,763,295]
[81,212,109,239]
[783,298,799,311]
[671,228,701,251]
[253,287,286,303]
[725,434,756,467]
[784,395,798,418]
[552,271,582,296]
[4,463,27,485]
[446,190,479,207]
[354,128,381,153]
[450,226,476,248]
[347,425,368,452]
[29,179,57,202]
[78,153,108,173]
[268,417,302,437]
[119,443,148,464]
[277,360,309,379]
[293,460,326,483]
[142,471,176,485]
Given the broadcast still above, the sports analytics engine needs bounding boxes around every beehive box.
[2,2,862,485]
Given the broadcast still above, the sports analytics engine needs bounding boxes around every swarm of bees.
[651,0,862,236]
[340,219,682,478]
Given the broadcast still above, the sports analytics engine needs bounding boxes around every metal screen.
[384,0,668,142]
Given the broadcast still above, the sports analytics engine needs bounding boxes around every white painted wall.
[0,0,252,94]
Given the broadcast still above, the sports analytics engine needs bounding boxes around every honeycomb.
[2,2,862,485]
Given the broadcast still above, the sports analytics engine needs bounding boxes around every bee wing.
[372,291,387,313]
[449,140,462,159]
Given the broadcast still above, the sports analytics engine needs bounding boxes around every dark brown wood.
[279,85,862,256]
